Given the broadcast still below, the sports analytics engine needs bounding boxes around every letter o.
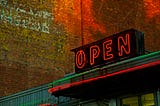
[76,50,86,69]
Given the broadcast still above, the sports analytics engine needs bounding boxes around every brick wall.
[0,0,160,97]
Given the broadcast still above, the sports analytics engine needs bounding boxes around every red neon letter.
[90,45,100,65]
[76,50,86,69]
[103,39,114,60]
[118,34,131,56]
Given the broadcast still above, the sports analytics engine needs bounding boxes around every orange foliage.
[144,0,160,21]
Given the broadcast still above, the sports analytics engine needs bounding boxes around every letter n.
[118,34,131,56]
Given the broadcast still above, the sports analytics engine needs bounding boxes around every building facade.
[0,0,160,103]
[47,29,160,106]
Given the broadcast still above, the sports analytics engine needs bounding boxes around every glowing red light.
[48,60,160,94]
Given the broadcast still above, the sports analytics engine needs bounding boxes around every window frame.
[118,91,158,106]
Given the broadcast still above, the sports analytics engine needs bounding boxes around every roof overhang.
[48,51,160,98]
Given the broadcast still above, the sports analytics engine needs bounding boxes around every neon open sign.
[71,29,144,73]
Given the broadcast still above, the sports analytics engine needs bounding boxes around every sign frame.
[71,29,145,73]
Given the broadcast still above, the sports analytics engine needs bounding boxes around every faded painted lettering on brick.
[0,0,53,33]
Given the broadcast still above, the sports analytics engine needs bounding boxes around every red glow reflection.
[48,60,160,94]
[144,0,160,21]
[82,0,106,33]
[53,0,81,34]
[82,0,106,43]
[53,0,106,43]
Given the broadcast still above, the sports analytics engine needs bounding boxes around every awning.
[48,51,160,98]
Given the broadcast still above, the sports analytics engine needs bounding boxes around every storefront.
[48,29,160,106]
[1,29,159,106]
